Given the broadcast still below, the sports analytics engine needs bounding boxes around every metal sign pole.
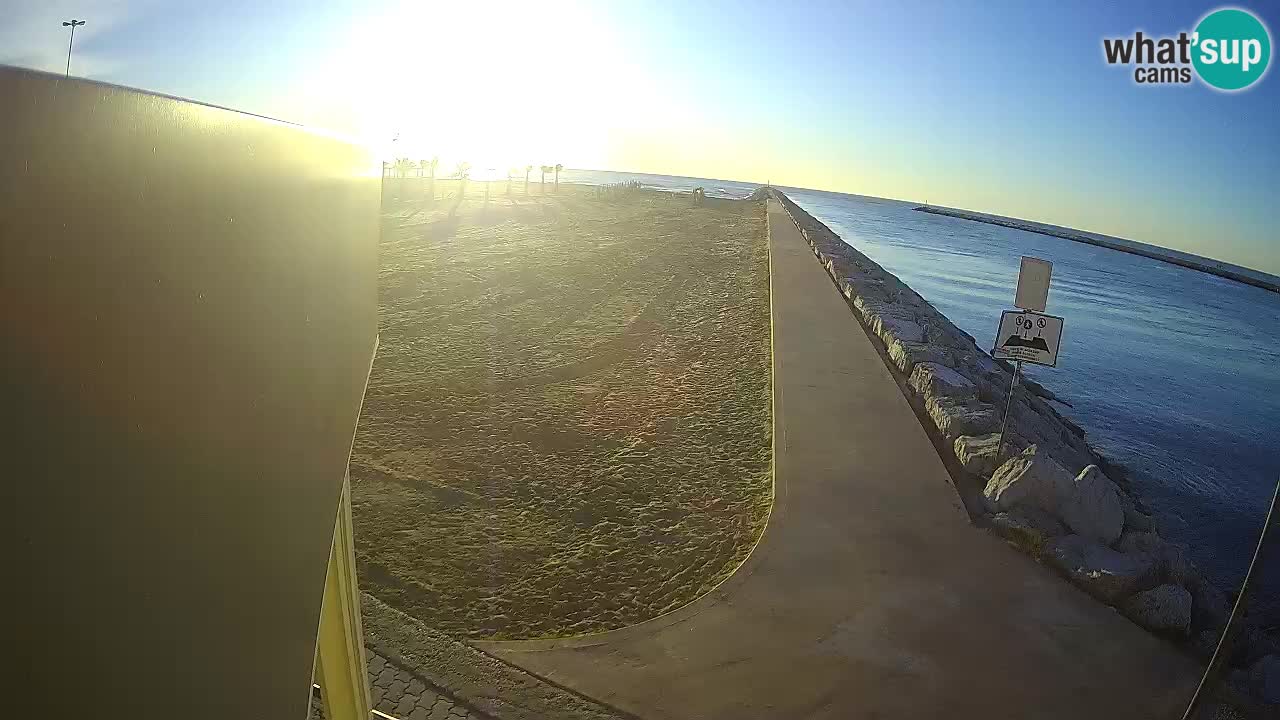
[995,360,1021,465]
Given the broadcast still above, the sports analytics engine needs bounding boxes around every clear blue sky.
[2,0,1276,274]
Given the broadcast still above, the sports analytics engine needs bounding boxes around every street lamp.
[62,19,86,77]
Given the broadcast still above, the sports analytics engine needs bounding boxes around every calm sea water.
[560,169,1280,619]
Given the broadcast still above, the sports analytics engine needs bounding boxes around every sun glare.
[299,0,667,172]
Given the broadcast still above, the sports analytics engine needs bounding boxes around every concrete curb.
[360,593,636,720]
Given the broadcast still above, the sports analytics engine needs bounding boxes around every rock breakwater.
[758,187,1279,711]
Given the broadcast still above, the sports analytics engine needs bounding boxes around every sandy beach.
[351,181,773,639]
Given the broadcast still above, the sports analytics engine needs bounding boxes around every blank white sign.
[1014,256,1052,312]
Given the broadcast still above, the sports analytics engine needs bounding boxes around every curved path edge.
[475,209,783,653]
[477,201,1199,720]
[361,592,635,720]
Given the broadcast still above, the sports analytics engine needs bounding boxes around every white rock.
[877,315,925,344]
[929,326,977,352]
[1045,534,1157,602]
[853,279,891,302]
[954,432,1030,477]
[856,298,917,338]
[886,338,952,375]
[1041,441,1094,478]
[925,396,999,441]
[838,279,857,299]
[1058,465,1125,545]
[909,362,977,401]
[954,433,1002,477]
[990,506,1067,554]
[983,445,1074,514]
[853,297,909,329]
[1122,583,1192,632]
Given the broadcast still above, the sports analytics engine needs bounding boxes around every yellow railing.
[314,473,374,720]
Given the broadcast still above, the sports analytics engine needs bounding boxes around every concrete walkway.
[476,207,1198,719]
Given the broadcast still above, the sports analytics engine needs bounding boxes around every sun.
[300,0,639,172]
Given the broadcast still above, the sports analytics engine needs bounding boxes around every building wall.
[2,67,380,719]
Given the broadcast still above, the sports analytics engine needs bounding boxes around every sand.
[350,181,772,639]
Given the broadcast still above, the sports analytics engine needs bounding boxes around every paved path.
[359,593,633,720]
[312,647,488,720]
[475,206,1199,719]
[367,649,486,720]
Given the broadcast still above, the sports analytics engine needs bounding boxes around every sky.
[2,0,1277,274]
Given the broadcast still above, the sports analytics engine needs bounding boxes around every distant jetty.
[913,205,1280,294]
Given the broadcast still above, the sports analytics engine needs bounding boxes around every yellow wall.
[4,67,380,719]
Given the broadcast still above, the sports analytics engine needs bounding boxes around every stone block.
[1122,583,1192,632]
[926,395,999,441]
[1045,534,1157,602]
[990,506,1067,554]
[877,315,925,344]
[887,338,952,375]
[983,445,1074,514]
[1058,465,1125,546]
[954,433,1003,477]
[910,362,977,401]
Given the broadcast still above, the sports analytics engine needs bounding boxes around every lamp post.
[62,19,86,77]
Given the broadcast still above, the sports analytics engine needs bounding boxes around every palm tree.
[554,163,563,192]
[425,156,439,203]
[422,156,437,202]
[449,162,471,218]
[540,165,552,193]
[524,165,533,195]
[393,158,414,202]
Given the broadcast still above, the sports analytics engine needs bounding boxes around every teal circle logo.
[1192,8,1271,90]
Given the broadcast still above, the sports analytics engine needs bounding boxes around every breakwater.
[913,205,1280,294]
[759,187,1280,710]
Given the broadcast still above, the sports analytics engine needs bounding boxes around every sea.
[560,169,1280,624]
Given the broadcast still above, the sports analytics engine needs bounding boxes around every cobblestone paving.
[367,649,486,720]
[313,648,488,720]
